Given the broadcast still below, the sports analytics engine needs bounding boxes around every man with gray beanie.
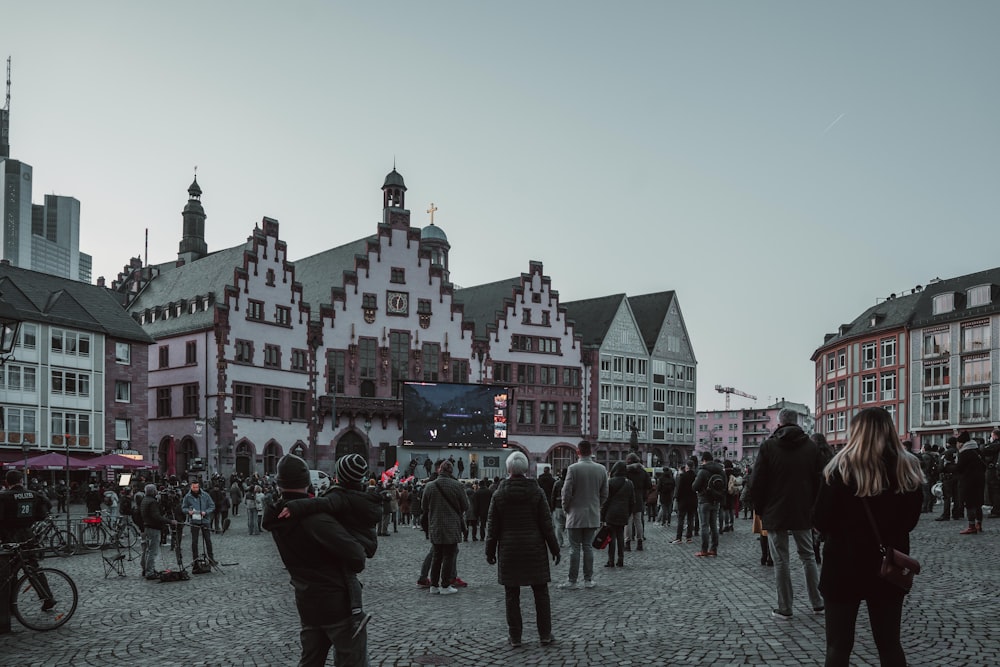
[264,453,369,666]
[748,408,825,620]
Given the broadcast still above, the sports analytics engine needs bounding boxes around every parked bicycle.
[1,540,78,631]
[80,513,140,551]
[31,514,79,557]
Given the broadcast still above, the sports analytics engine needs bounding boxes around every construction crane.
[714,384,757,409]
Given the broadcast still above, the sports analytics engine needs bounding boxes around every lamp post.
[150,442,159,484]
[0,292,24,367]
[21,442,30,482]
[363,418,372,461]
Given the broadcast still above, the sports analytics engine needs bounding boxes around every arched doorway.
[235,440,254,477]
[547,444,576,475]
[667,447,684,469]
[263,440,283,475]
[158,435,173,477]
[178,436,198,478]
[650,447,665,468]
[335,431,368,463]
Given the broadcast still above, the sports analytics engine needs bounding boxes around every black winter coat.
[675,469,697,507]
[485,476,559,587]
[748,425,824,530]
[474,486,494,520]
[955,443,986,503]
[602,475,635,526]
[625,462,651,510]
[814,471,921,603]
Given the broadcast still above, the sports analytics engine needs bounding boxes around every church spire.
[177,170,208,264]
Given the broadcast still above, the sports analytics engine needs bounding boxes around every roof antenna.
[4,56,10,112]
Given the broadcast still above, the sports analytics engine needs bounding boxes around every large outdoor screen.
[402,382,509,448]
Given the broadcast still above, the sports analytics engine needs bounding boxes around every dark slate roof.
[293,237,373,313]
[562,294,627,347]
[811,290,921,359]
[910,267,1000,328]
[126,243,249,338]
[453,277,523,337]
[0,264,153,343]
[628,291,675,354]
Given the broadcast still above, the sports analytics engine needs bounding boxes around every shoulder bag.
[861,497,921,593]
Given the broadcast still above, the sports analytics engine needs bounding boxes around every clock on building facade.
[386,290,409,316]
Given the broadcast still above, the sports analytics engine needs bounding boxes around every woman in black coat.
[813,407,923,667]
[954,431,987,534]
[602,461,635,568]
[485,451,560,648]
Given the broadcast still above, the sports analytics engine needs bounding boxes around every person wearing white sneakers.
[559,440,608,590]
[422,459,469,596]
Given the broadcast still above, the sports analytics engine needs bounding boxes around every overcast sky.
[6,2,999,411]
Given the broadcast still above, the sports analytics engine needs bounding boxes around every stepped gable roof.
[293,236,372,315]
[127,243,248,338]
[0,264,153,343]
[910,266,1000,328]
[628,291,676,353]
[453,277,523,337]
[562,294,627,347]
[811,290,921,360]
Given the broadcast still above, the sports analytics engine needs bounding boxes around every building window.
[114,419,131,442]
[880,372,896,401]
[186,340,197,364]
[264,387,281,418]
[960,389,990,422]
[838,350,846,369]
[923,393,949,423]
[291,349,308,372]
[962,355,990,386]
[613,357,624,374]
[18,324,37,350]
[522,309,531,324]
[493,362,512,383]
[967,285,991,307]
[880,337,896,366]
[328,349,346,394]
[826,413,836,433]
[390,267,405,283]
[924,362,950,388]
[862,342,877,369]
[836,411,846,432]
[826,353,835,373]
[248,300,264,321]
[51,329,90,357]
[1,407,36,445]
[541,311,550,326]
[51,370,90,397]
[359,338,377,379]
[264,344,281,368]
[561,367,580,386]
[451,360,469,383]
[266,268,275,286]
[233,383,253,415]
[837,380,846,400]
[421,343,440,382]
[276,305,292,326]
[961,322,990,352]
[932,293,955,314]
[825,383,836,403]
[183,384,199,416]
[517,401,534,425]
[923,329,950,357]
[861,374,877,403]
[159,346,169,368]
[562,402,579,427]
[389,333,410,398]
[156,387,172,418]
[235,340,253,364]
[291,391,307,420]
[517,364,536,384]
[2,365,36,392]
[539,401,557,426]
[115,342,130,364]
[51,412,90,447]
[115,380,131,403]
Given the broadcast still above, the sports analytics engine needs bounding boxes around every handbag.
[592,525,612,550]
[861,498,920,593]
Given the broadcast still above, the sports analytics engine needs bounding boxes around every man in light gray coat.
[560,440,609,589]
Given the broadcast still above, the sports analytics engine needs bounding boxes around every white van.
[309,469,331,494]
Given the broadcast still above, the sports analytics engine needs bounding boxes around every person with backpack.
[691,451,726,557]
[954,431,986,534]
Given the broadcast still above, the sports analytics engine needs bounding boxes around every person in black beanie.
[263,454,369,666]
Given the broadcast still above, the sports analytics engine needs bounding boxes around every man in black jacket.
[264,454,368,666]
[671,462,698,543]
[624,453,651,551]
[692,452,726,557]
[140,483,174,579]
[748,408,825,620]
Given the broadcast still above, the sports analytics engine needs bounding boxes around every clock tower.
[177,175,208,265]
[382,168,410,228]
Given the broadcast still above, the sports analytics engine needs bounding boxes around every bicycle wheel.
[11,567,79,631]
[47,529,79,557]
[81,523,105,550]
[118,523,140,549]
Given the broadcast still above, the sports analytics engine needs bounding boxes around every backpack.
[706,474,726,502]
[727,474,738,496]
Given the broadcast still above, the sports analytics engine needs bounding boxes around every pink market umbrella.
[23,452,92,470]
[88,453,147,469]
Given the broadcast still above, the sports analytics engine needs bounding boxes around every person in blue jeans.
[692,451,724,557]
[559,440,609,588]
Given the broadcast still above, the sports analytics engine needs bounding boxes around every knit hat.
[438,459,454,476]
[276,454,311,489]
[336,454,368,485]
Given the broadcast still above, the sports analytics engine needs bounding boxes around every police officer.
[0,469,56,610]
[984,429,1000,519]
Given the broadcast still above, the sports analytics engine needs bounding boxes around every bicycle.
[31,514,79,557]
[80,512,140,551]
[0,540,78,631]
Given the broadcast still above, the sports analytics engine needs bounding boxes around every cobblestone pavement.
[1,508,997,666]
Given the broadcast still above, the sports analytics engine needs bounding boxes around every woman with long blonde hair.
[813,407,923,667]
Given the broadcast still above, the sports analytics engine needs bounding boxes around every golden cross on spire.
[427,202,438,224]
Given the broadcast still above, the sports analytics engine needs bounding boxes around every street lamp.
[0,292,23,367]
[150,442,159,484]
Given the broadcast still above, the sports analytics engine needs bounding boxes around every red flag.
[380,461,399,483]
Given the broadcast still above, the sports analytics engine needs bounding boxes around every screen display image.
[402,382,509,448]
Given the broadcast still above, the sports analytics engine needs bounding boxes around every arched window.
[263,441,283,475]
[548,444,577,476]
[235,440,254,477]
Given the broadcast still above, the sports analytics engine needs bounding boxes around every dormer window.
[968,284,992,308]
[932,293,954,315]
